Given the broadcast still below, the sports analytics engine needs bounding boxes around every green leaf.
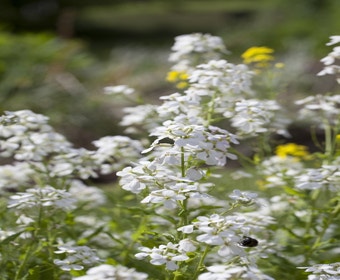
[0,230,26,245]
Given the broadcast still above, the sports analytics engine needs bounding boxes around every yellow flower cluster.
[275,143,309,160]
[241,46,275,68]
[166,70,189,89]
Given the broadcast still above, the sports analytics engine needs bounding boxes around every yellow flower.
[241,46,274,68]
[275,143,309,159]
[166,70,189,89]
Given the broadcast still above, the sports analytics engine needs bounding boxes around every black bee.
[238,236,258,247]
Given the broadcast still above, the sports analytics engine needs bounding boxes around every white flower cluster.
[231,99,281,136]
[189,59,253,99]
[318,35,340,83]
[0,162,33,192]
[259,155,340,191]
[54,245,101,271]
[258,155,304,187]
[72,264,148,280]
[296,94,340,127]
[198,264,274,280]
[177,213,267,259]
[92,136,143,174]
[0,110,72,161]
[8,185,76,211]
[135,241,196,271]
[299,262,340,280]
[169,33,228,72]
[148,118,239,166]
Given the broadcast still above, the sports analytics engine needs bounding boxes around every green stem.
[181,147,186,177]
[14,243,34,280]
[191,246,210,280]
[324,120,333,162]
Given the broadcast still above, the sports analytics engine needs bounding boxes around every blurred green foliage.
[0,31,120,147]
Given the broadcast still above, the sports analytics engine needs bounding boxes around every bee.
[238,236,258,247]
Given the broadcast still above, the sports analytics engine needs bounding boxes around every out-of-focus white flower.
[295,168,325,190]
[229,189,258,206]
[169,33,228,72]
[296,94,340,126]
[135,242,189,271]
[0,110,72,161]
[49,148,98,180]
[103,85,135,96]
[258,156,304,188]
[72,264,148,280]
[69,180,106,208]
[230,99,281,136]
[141,189,186,209]
[317,35,340,83]
[92,136,143,174]
[298,262,340,280]
[198,264,275,280]
[119,104,160,134]
[54,245,101,271]
[0,162,34,192]
[8,186,76,211]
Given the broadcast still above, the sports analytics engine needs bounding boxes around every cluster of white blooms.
[69,180,107,208]
[119,104,160,134]
[0,110,72,161]
[189,59,253,99]
[295,160,340,191]
[48,148,98,179]
[92,136,143,174]
[230,99,281,136]
[54,245,101,271]
[198,264,275,280]
[115,33,279,277]
[169,33,228,72]
[229,189,258,206]
[318,35,340,84]
[0,162,33,192]
[8,185,76,211]
[147,117,238,165]
[299,262,340,280]
[135,241,195,271]
[72,264,148,280]
[295,94,340,127]
[258,156,304,188]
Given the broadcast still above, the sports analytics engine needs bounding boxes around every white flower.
[120,104,160,134]
[198,264,275,280]
[103,85,135,96]
[54,245,101,271]
[295,168,325,190]
[72,264,148,280]
[69,180,107,208]
[8,186,76,211]
[49,148,98,179]
[189,60,253,100]
[230,99,281,136]
[0,162,34,192]
[229,189,258,205]
[317,35,340,83]
[169,33,228,72]
[298,262,340,280]
[135,242,189,271]
[92,136,143,174]
[141,189,186,209]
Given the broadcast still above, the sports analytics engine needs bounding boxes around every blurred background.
[0,0,339,147]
